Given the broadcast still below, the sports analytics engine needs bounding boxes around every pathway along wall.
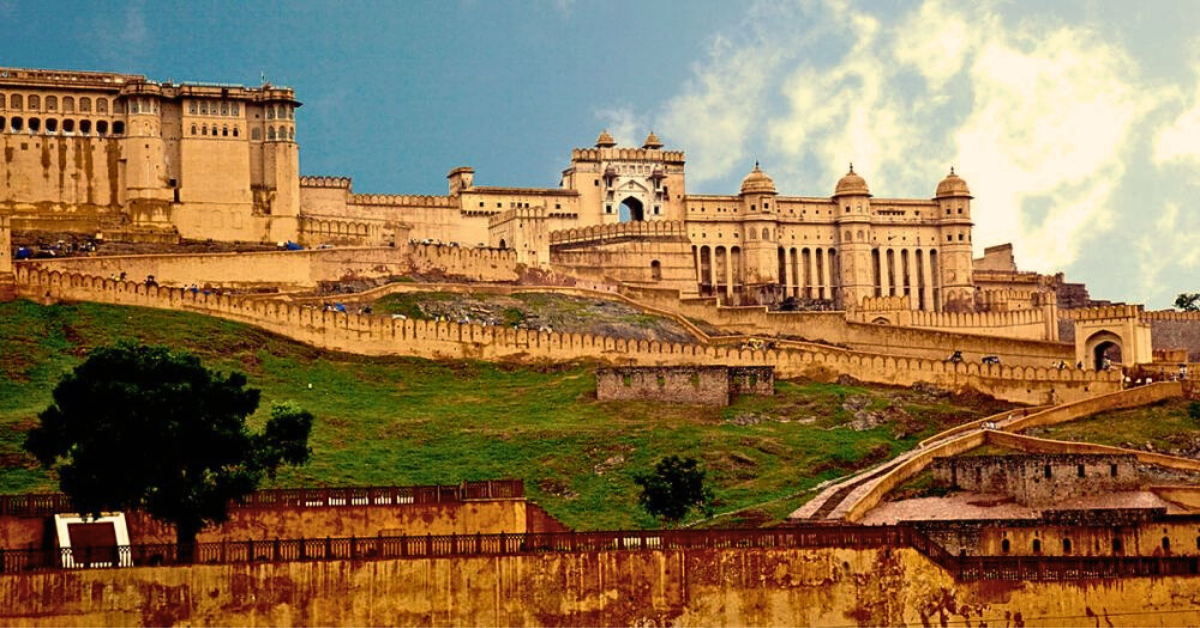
[3,546,1200,626]
[14,268,1121,405]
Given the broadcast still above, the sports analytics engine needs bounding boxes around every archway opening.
[618,197,644,222]
[498,239,507,250]
[1093,341,1122,370]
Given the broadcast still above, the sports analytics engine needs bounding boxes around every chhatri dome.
[935,167,972,198]
[642,131,663,150]
[595,130,616,148]
[833,164,870,197]
[740,162,777,195]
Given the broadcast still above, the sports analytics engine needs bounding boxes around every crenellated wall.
[13,267,1122,405]
[622,285,1075,367]
[17,243,520,289]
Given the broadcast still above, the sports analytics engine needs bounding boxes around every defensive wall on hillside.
[17,243,519,289]
[6,538,1200,626]
[13,267,1122,405]
[849,294,1055,341]
[621,285,1076,368]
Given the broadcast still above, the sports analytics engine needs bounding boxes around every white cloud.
[647,0,1162,280]
[952,26,1153,270]
[658,17,790,183]
[1154,67,1200,164]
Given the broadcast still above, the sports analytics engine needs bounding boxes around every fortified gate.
[1072,305,1152,370]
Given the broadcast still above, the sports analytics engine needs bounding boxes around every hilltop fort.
[2,67,1200,627]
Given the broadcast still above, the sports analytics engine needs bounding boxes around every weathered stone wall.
[622,285,1076,368]
[596,366,733,406]
[594,365,771,406]
[918,511,1200,558]
[18,242,519,289]
[4,546,1200,626]
[0,500,530,552]
[930,454,1139,506]
[1148,317,1200,361]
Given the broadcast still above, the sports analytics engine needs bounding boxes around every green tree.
[634,455,713,524]
[1188,401,1200,423]
[1175,293,1200,312]
[24,343,314,559]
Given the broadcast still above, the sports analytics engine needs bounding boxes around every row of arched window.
[190,124,240,138]
[0,116,124,136]
[265,104,295,120]
[264,126,295,141]
[0,93,115,114]
[186,124,295,141]
[187,100,241,117]
[999,535,1185,555]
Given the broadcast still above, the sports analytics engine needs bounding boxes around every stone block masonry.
[595,365,773,406]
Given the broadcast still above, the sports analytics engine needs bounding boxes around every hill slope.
[0,300,1011,529]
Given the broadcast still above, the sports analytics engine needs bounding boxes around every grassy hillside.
[0,300,1011,529]
[1027,398,1200,457]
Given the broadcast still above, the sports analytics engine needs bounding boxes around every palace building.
[0,66,1023,313]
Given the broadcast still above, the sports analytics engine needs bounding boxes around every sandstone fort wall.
[4,545,1200,626]
[15,267,1123,405]
[19,243,519,288]
[623,285,1075,367]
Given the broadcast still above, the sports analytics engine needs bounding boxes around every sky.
[5,0,1200,307]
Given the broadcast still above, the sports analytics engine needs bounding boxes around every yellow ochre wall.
[1,547,1197,627]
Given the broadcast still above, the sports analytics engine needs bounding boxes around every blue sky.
[7,0,1200,307]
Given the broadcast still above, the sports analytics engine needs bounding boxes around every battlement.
[0,67,140,87]
[350,193,456,208]
[854,295,910,312]
[300,176,353,189]
[570,147,686,163]
[549,220,687,246]
[1141,310,1200,322]
[1063,304,1144,321]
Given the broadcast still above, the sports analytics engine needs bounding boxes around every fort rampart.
[17,243,519,289]
[13,268,1122,405]
[622,285,1076,368]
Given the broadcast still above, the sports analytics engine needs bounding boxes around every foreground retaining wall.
[3,546,1200,627]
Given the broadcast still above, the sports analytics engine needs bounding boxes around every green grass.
[0,300,1012,529]
[1028,398,1199,453]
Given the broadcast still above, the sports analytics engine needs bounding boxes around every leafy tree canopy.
[1175,293,1200,312]
[634,455,713,524]
[24,343,313,550]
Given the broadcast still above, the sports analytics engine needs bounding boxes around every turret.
[447,166,475,196]
[935,168,974,310]
[738,163,781,294]
[832,165,872,309]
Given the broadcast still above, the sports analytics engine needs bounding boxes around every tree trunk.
[176,521,201,564]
